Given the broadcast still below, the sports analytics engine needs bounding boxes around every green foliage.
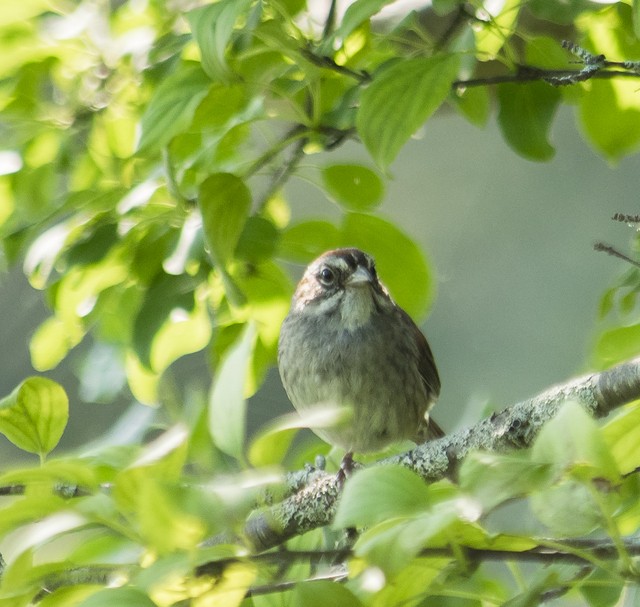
[0,0,640,605]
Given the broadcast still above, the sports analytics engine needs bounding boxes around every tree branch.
[245,357,640,551]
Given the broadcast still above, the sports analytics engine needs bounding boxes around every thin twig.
[301,47,371,83]
[594,242,640,269]
[255,136,307,211]
[244,125,308,180]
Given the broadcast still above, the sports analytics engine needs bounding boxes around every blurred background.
[1,100,636,464]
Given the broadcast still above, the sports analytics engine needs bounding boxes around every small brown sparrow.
[278,248,442,455]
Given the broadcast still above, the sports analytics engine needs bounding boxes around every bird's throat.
[340,288,375,331]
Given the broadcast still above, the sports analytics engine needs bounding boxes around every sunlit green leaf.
[138,480,207,553]
[30,316,84,371]
[132,273,196,368]
[0,377,68,457]
[577,4,640,159]
[322,164,384,211]
[125,352,161,405]
[579,79,640,160]
[603,401,640,474]
[149,297,212,373]
[357,54,460,168]
[595,323,640,366]
[474,0,521,58]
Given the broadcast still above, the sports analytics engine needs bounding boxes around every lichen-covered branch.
[245,357,640,551]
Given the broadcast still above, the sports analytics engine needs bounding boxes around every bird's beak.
[346,266,372,287]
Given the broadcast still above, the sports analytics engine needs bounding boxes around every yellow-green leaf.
[0,377,69,458]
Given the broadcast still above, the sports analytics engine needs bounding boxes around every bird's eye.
[318,267,336,286]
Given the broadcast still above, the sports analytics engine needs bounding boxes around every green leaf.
[199,173,252,267]
[77,587,157,607]
[133,273,196,369]
[453,86,490,127]
[357,54,460,168]
[279,220,341,262]
[595,323,640,367]
[208,322,256,459]
[294,580,363,607]
[370,557,451,605]
[529,0,606,25]
[577,4,640,160]
[531,479,602,537]
[137,63,211,153]
[138,480,206,553]
[497,82,559,161]
[187,0,252,82]
[332,0,397,43]
[354,509,458,574]
[322,164,384,211]
[532,401,618,477]
[474,0,521,58]
[0,377,68,458]
[603,401,640,474]
[30,316,84,371]
[334,466,430,528]
[340,213,433,318]
[579,79,640,160]
[148,296,212,374]
[580,567,624,607]
[235,216,279,263]
[459,452,551,511]
[530,402,619,536]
